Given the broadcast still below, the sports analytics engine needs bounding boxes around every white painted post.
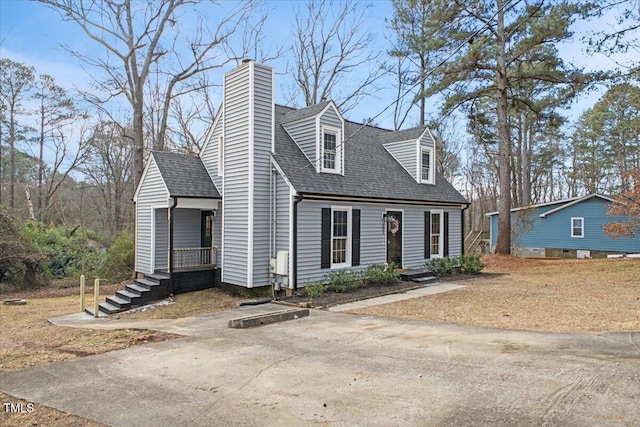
[93,279,100,318]
[80,275,85,313]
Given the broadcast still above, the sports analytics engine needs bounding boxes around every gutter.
[292,194,303,293]
[461,204,469,255]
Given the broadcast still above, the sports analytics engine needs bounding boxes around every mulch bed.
[278,280,430,308]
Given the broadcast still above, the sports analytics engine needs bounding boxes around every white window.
[322,127,341,174]
[217,135,224,177]
[421,148,434,184]
[331,207,351,267]
[430,210,443,258]
[571,217,584,238]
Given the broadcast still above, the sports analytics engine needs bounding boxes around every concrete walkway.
[328,283,465,312]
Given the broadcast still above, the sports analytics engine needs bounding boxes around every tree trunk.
[133,86,145,191]
[495,0,511,255]
[38,110,45,221]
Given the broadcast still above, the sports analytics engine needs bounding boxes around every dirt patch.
[281,280,425,307]
[118,287,244,320]
[349,256,640,333]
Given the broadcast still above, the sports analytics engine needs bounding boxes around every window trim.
[571,217,584,238]
[331,206,351,268]
[420,147,435,184]
[321,126,342,175]
[430,209,444,258]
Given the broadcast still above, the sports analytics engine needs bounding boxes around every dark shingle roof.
[281,101,332,124]
[379,127,427,144]
[273,105,468,205]
[152,151,220,198]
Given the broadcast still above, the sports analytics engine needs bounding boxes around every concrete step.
[116,290,138,302]
[413,276,439,284]
[106,295,131,309]
[399,269,435,281]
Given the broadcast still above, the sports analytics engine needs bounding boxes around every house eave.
[298,192,469,207]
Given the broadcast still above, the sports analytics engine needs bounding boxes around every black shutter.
[424,211,431,259]
[352,209,361,266]
[444,211,450,257]
[321,208,331,269]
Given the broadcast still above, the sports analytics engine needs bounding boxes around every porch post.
[169,197,178,294]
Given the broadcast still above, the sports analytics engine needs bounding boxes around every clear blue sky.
[0,0,626,131]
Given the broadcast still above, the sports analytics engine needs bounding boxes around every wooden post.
[80,275,85,313]
[93,279,100,318]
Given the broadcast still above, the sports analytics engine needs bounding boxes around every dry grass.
[0,290,179,426]
[350,256,640,332]
[118,287,243,320]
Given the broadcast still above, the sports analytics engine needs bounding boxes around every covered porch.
[152,197,221,293]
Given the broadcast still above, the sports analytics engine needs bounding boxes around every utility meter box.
[275,251,288,276]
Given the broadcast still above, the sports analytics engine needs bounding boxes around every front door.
[201,211,214,265]
[386,211,402,266]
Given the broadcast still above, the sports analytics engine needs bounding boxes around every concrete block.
[228,308,309,329]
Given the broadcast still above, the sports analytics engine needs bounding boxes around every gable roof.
[272,105,468,205]
[539,193,614,217]
[152,151,220,198]
[485,193,614,217]
[281,100,333,124]
[379,127,427,144]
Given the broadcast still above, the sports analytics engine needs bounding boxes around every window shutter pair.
[424,210,449,258]
[321,208,360,268]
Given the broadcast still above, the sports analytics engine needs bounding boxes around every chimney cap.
[242,58,253,64]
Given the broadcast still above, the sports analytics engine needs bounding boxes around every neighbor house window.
[421,148,434,184]
[571,217,584,238]
[217,135,224,177]
[322,127,341,173]
[332,207,351,267]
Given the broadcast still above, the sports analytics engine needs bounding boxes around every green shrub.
[364,263,400,286]
[326,270,363,293]
[459,254,484,274]
[424,257,458,276]
[305,280,328,299]
[99,230,134,282]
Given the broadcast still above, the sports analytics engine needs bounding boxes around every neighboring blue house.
[92,60,470,315]
[487,194,639,258]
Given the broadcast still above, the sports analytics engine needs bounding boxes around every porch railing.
[173,247,217,269]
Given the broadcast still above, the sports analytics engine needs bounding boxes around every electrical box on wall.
[276,251,289,276]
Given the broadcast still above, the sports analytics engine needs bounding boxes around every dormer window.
[321,126,341,174]
[421,147,434,184]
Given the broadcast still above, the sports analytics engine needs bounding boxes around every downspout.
[461,204,469,255]
[169,197,178,296]
[292,194,303,293]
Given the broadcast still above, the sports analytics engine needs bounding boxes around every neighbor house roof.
[272,105,468,205]
[152,151,220,198]
[485,193,614,217]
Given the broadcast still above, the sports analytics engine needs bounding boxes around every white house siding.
[135,156,169,274]
[251,63,273,287]
[155,208,168,271]
[222,63,251,285]
[275,172,290,254]
[200,109,223,190]
[319,105,343,131]
[213,208,222,266]
[382,140,418,181]
[173,209,201,248]
[296,200,463,286]
[282,116,316,164]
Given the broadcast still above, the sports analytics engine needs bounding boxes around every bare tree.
[288,0,385,112]
[31,74,76,220]
[42,0,263,189]
[0,59,34,208]
[80,120,133,234]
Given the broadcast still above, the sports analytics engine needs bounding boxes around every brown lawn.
[0,287,242,426]
[349,256,640,333]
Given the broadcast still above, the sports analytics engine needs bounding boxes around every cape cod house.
[99,60,468,313]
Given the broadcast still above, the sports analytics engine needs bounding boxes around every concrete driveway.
[1,304,639,426]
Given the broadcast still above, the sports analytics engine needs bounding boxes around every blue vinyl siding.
[489,197,639,252]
